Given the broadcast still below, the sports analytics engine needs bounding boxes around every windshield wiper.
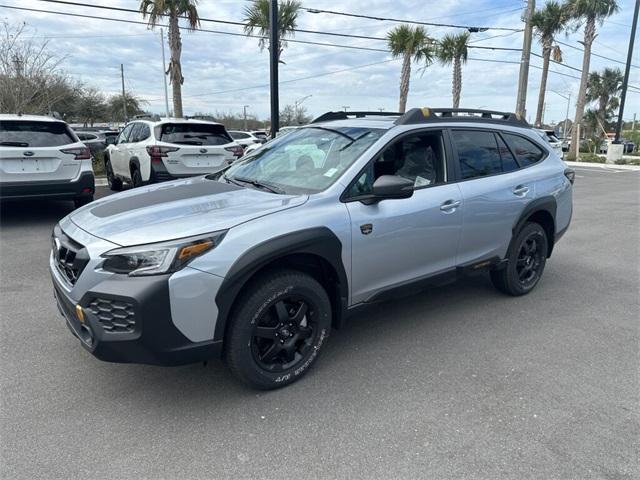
[233,176,285,194]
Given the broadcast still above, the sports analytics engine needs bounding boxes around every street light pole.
[120,63,128,123]
[243,105,249,131]
[269,0,279,138]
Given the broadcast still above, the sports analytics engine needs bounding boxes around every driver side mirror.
[361,175,414,204]
[105,136,117,146]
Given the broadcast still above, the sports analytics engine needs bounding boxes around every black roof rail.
[311,111,402,123]
[395,108,529,127]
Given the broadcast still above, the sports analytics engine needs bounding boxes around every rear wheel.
[131,167,143,188]
[225,270,332,390]
[491,222,548,296]
[105,157,122,191]
[73,196,93,209]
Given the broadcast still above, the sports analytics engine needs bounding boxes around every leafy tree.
[74,88,108,127]
[436,32,470,109]
[139,0,201,118]
[586,67,623,130]
[565,0,619,158]
[243,0,301,62]
[387,25,434,113]
[531,1,569,127]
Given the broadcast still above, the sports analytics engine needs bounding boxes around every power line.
[301,6,521,31]
[555,40,639,69]
[1,4,389,53]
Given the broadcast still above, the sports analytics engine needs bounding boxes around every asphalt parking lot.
[1,167,638,479]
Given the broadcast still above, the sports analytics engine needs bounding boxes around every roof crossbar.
[311,111,402,123]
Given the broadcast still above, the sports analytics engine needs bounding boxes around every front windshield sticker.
[324,167,338,178]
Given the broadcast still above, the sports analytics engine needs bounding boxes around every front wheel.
[490,222,548,296]
[225,270,332,390]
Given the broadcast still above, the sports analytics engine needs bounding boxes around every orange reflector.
[75,304,85,324]
[178,240,214,260]
[421,107,430,117]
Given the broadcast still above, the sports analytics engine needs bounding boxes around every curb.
[95,177,108,187]
[565,161,640,171]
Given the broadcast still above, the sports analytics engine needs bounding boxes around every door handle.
[512,185,530,196]
[440,199,461,212]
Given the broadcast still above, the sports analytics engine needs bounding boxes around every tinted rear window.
[158,123,232,146]
[503,133,545,166]
[0,121,75,147]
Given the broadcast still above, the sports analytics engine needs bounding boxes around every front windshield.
[220,126,384,194]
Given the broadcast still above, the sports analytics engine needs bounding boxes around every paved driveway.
[1,167,638,479]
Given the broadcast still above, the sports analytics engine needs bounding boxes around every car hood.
[69,176,308,246]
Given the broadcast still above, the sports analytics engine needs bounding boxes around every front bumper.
[52,269,222,366]
[0,171,95,200]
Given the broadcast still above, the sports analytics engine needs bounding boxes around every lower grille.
[87,298,136,333]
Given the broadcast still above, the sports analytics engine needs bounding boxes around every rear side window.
[452,130,503,179]
[138,124,150,141]
[158,123,232,146]
[230,132,250,139]
[495,134,519,173]
[503,133,545,166]
[0,121,75,147]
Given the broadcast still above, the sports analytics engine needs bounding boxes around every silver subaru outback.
[50,108,574,389]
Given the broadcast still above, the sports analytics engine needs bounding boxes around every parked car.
[50,108,573,389]
[250,130,269,142]
[0,114,95,208]
[103,118,244,190]
[599,139,636,154]
[227,130,263,148]
[276,125,300,137]
[75,130,118,156]
[534,129,563,157]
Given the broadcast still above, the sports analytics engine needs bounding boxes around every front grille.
[52,225,89,286]
[87,298,136,333]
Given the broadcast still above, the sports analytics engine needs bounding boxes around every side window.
[495,134,519,173]
[452,130,503,180]
[129,124,143,143]
[138,124,150,142]
[118,124,134,144]
[503,133,545,166]
[348,130,446,198]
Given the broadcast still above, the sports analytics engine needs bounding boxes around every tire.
[225,269,332,390]
[73,195,93,209]
[105,156,122,191]
[131,167,143,188]
[491,222,548,296]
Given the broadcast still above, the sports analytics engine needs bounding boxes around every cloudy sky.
[3,0,639,124]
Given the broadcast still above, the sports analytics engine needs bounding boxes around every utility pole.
[269,0,279,138]
[243,105,249,131]
[341,105,350,112]
[120,63,128,123]
[564,92,571,138]
[515,0,535,118]
[614,0,639,143]
[160,28,170,118]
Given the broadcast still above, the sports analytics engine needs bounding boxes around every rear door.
[451,129,537,264]
[157,122,236,175]
[0,120,81,183]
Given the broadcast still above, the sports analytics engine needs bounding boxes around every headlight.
[101,231,227,276]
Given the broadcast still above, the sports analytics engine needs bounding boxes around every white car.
[534,129,563,157]
[0,114,95,208]
[227,130,263,148]
[104,118,243,190]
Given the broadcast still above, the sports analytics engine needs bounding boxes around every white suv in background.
[0,114,95,208]
[227,130,263,148]
[104,119,244,190]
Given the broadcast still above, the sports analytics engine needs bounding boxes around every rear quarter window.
[0,121,75,147]
[503,133,546,166]
[158,123,233,146]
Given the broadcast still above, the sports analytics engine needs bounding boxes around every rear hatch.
[0,120,85,183]
[154,122,241,176]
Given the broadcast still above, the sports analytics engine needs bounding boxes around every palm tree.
[531,1,569,127]
[566,0,619,158]
[243,0,301,62]
[436,32,470,109]
[586,67,623,132]
[387,25,434,113]
[139,0,200,118]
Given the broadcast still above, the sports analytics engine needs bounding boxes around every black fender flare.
[129,157,141,175]
[512,196,557,256]
[213,227,349,345]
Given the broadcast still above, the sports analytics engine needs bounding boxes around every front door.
[345,129,463,304]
